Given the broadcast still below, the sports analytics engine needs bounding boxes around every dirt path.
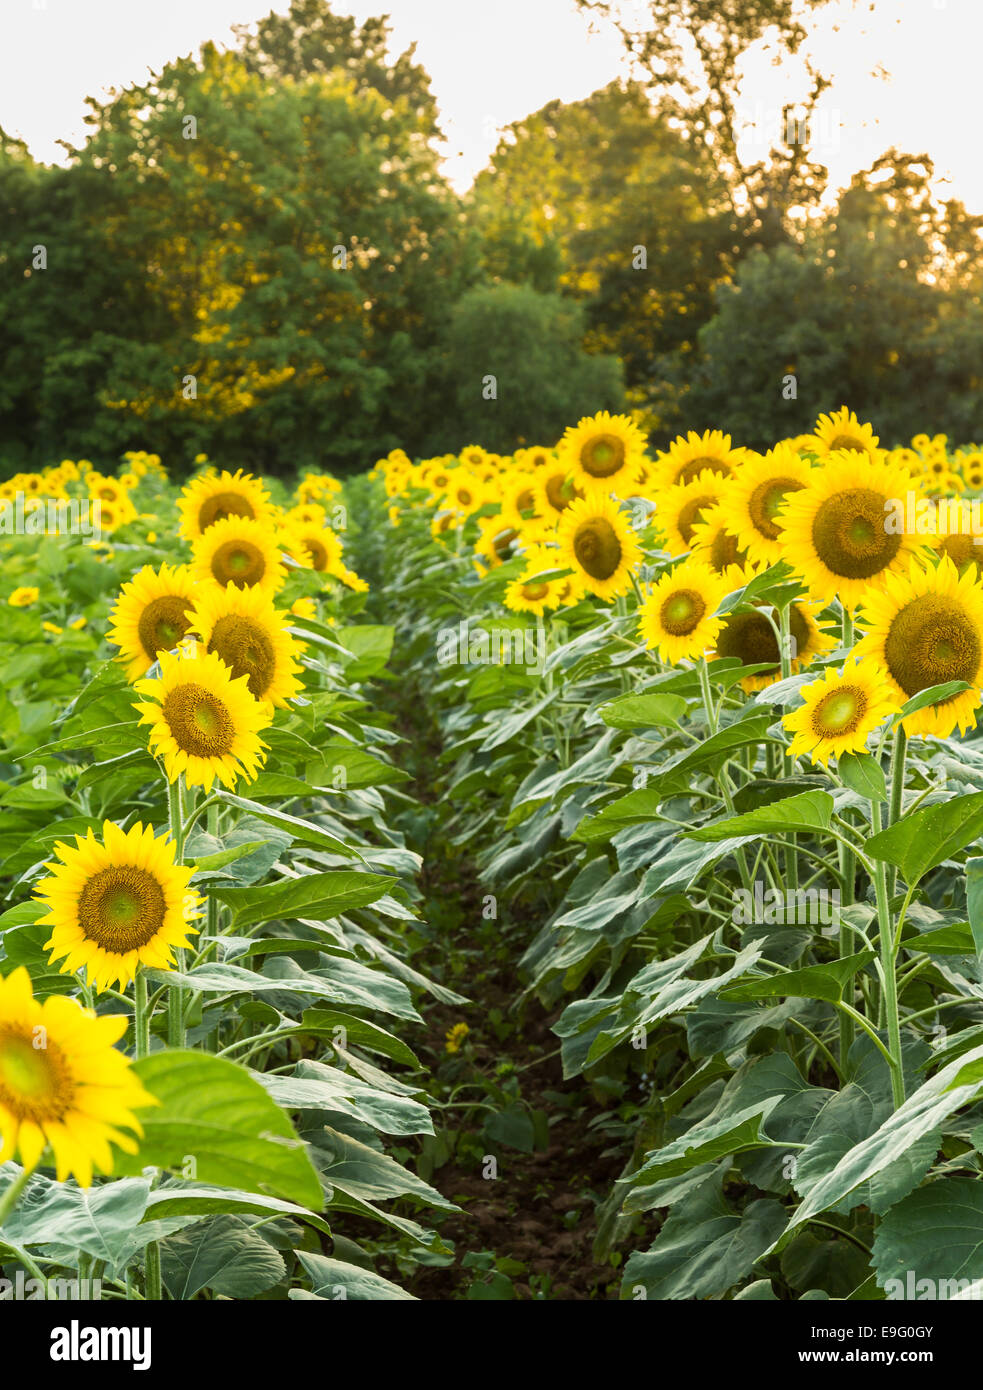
[371,659,626,1300]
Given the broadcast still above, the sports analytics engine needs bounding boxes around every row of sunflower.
[369,406,983,1299]
[0,459,459,1300]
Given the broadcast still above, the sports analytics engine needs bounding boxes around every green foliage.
[431,284,624,453]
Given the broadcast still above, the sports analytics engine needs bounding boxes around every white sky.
[1,0,982,207]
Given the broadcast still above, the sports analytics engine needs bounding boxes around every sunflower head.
[638,561,730,663]
[657,470,730,557]
[688,501,749,573]
[775,451,925,608]
[192,516,287,598]
[650,429,745,491]
[107,563,198,681]
[178,469,273,542]
[855,555,983,737]
[0,967,157,1185]
[556,493,643,601]
[189,582,304,709]
[284,522,344,574]
[808,407,880,462]
[36,821,201,992]
[133,645,272,790]
[729,443,813,565]
[711,585,834,691]
[783,656,900,766]
[556,412,648,492]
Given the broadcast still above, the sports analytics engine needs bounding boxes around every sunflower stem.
[0,1160,39,1229]
[698,657,753,895]
[144,1242,162,1301]
[133,966,150,1059]
[869,798,906,1109]
[837,836,857,1068]
[167,776,186,1050]
[886,725,908,900]
[777,603,799,890]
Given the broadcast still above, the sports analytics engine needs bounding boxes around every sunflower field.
[6,409,983,1311]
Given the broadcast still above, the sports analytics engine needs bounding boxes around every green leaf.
[598,692,687,731]
[660,712,780,781]
[721,951,875,1005]
[214,793,360,859]
[112,1051,324,1209]
[145,1183,332,1236]
[0,1169,151,1265]
[160,1215,286,1300]
[295,1250,414,1300]
[966,857,983,956]
[838,752,887,803]
[781,1043,983,1238]
[685,790,834,842]
[192,840,269,873]
[212,870,394,930]
[872,1179,983,1294]
[624,1100,780,1193]
[622,1169,786,1299]
[864,791,983,885]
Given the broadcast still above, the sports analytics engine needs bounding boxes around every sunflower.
[556,493,642,601]
[532,462,584,521]
[177,469,273,542]
[192,516,287,598]
[650,429,745,491]
[188,583,304,709]
[638,561,731,663]
[959,453,983,492]
[287,502,329,529]
[807,407,879,461]
[284,521,345,574]
[36,821,200,992]
[711,588,834,691]
[504,545,562,616]
[474,519,518,570]
[499,472,541,530]
[657,470,731,557]
[89,477,126,506]
[557,412,648,493]
[775,451,923,609]
[133,646,272,790]
[459,445,490,471]
[519,446,554,470]
[442,472,487,514]
[688,502,749,573]
[783,657,899,766]
[729,444,813,565]
[0,967,156,1185]
[854,555,983,737]
[107,563,198,680]
[929,500,983,577]
[421,460,454,495]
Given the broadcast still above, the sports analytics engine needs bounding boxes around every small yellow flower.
[147,531,157,544]
[8,587,39,608]
[444,1022,470,1054]
[42,621,63,635]
[69,617,87,631]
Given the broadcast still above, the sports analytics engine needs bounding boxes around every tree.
[471,82,738,429]
[0,6,479,476]
[574,0,834,238]
[429,284,624,454]
[682,155,983,446]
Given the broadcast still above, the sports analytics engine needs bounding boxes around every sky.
[1,0,982,207]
